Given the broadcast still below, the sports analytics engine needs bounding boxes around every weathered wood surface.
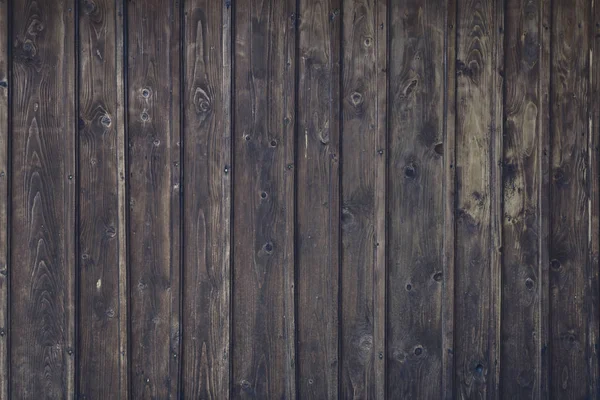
[0,0,597,398]
[387,0,446,397]
[127,0,181,397]
[296,0,341,398]
[233,0,295,398]
[10,0,77,397]
[78,0,127,396]
[182,0,231,398]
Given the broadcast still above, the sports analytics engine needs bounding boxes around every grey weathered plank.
[0,0,7,395]
[232,0,296,398]
[78,0,127,396]
[340,0,385,398]
[10,0,77,397]
[181,0,232,398]
[501,0,546,397]
[127,0,182,397]
[550,0,598,397]
[454,0,503,397]
[296,0,341,397]
[387,0,447,397]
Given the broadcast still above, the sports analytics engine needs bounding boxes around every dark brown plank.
[127,0,181,397]
[500,0,546,397]
[387,0,446,397]
[0,0,7,395]
[296,0,341,397]
[550,0,598,397]
[340,0,385,397]
[373,0,387,398]
[181,0,232,398]
[232,0,296,398]
[78,0,127,396]
[10,0,76,397]
[454,0,502,397]
[538,0,551,397]
[442,0,457,399]
[115,0,129,397]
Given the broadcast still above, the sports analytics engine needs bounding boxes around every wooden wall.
[0,0,598,398]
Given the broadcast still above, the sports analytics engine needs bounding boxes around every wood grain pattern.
[0,1,599,397]
[501,0,544,397]
[115,0,129,397]
[233,0,296,398]
[387,0,446,397]
[78,0,126,396]
[373,0,387,398]
[340,0,384,397]
[127,0,181,397]
[181,0,232,398]
[550,0,597,397]
[442,1,457,398]
[10,0,76,397]
[454,0,502,397]
[296,0,341,398]
[0,0,7,396]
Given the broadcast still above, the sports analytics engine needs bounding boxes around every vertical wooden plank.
[0,0,7,396]
[387,0,446,397]
[10,0,76,397]
[538,0,551,397]
[442,0,457,398]
[501,0,546,397]
[115,0,129,397]
[373,0,387,398]
[296,0,341,397]
[78,0,127,396]
[232,0,296,398]
[340,0,386,397]
[454,0,503,397]
[181,0,232,397]
[590,0,600,397]
[127,0,181,397]
[550,0,597,397]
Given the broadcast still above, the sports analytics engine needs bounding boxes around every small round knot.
[434,143,443,155]
[350,91,363,106]
[404,163,417,179]
[270,139,278,147]
[363,37,373,47]
[141,112,149,121]
[406,283,412,291]
[264,242,273,253]
[414,346,423,356]
[433,271,443,282]
[525,278,534,290]
[153,138,160,146]
[550,259,561,270]
[101,114,111,127]
[260,191,268,199]
[141,88,150,98]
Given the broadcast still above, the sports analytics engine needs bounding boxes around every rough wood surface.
[454,0,503,397]
[550,0,598,397]
[0,1,598,398]
[0,0,7,396]
[78,0,126,396]
[340,0,385,398]
[127,0,181,397]
[181,0,231,398]
[296,0,341,398]
[10,0,76,397]
[387,0,446,398]
[233,0,296,398]
[501,0,544,397]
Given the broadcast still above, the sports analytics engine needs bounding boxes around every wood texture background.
[0,0,599,398]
